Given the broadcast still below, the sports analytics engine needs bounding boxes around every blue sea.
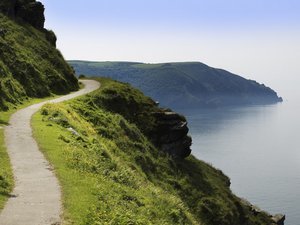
[180,97,300,225]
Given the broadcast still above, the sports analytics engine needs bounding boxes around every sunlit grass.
[31,78,274,225]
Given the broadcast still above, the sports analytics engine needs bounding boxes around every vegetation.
[69,61,282,109]
[32,78,274,225]
[0,2,277,223]
[0,128,12,210]
[0,105,12,210]
[0,11,78,111]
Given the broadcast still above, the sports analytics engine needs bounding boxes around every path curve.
[0,80,100,225]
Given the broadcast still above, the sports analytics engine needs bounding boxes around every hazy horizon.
[40,0,300,100]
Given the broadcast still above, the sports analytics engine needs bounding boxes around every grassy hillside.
[0,0,78,211]
[69,61,282,109]
[0,2,79,111]
[32,78,275,225]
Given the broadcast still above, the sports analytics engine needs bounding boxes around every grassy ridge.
[32,78,274,225]
[0,13,78,110]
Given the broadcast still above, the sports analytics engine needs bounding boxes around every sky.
[40,0,300,99]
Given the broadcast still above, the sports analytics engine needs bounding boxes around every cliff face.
[0,0,78,110]
[1,0,44,29]
[152,111,192,158]
[0,0,57,46]
[0,0,16,17]
[90,79,192,158]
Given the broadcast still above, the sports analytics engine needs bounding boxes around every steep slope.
[32,78,282,225]
[69,61,282,109]
[0,0,79,111]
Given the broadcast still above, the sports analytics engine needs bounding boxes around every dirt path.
[0,80,100,225]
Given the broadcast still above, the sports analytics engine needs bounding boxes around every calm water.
[180,99,300,225]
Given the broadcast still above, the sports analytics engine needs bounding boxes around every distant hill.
[0,0,79,110]
[69,61,282,109]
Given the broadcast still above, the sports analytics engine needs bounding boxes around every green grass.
[33,103,198,225]
[0,13,79,111]
[0,128,12,209]
[32,78,274,225]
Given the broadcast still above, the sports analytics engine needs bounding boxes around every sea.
[179,96,300,225]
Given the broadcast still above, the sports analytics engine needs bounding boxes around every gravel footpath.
[0,80,100,225]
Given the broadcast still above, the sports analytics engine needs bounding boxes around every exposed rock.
[15,0,45,30]
[44,29,57,47]
[67,127,79,136]
[271,214,285,225]
[1,0,44,29]
[152,110,192,158]
[241,199,285,225]
[0,0,56,46]
[0,0,17,17]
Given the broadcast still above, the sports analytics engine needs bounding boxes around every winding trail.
[0,80,100,225]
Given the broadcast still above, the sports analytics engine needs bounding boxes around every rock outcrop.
[0,0,17,17]
[0,0,44,29]
[94,83,192,159]
[0,0,56,46]
[271,214,285,225]
[241,199,285,225]
[15,0,45,30]
[152,110,192,158]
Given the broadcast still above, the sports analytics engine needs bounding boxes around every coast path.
[0,80,100,225]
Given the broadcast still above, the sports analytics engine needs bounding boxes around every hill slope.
[69,61,282,109]
[0,0,79,111]
[32,78,281,225]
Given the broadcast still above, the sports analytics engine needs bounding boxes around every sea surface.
[179,98,300,225]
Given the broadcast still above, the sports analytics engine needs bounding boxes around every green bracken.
[32,78,274,225]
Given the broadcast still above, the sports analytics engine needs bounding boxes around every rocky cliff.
[152,110,192,158]
[0,0,57,46]
[1,0,44,28]
[89,79,192,158]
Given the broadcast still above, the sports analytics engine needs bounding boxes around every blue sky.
[40,0,300,97]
